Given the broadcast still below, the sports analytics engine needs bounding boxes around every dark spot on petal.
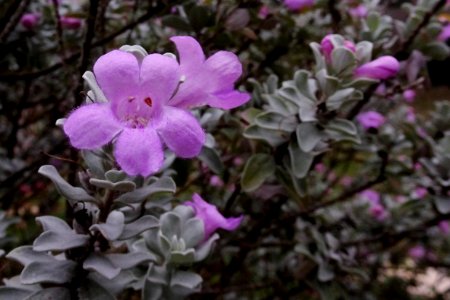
[144,97,153,107]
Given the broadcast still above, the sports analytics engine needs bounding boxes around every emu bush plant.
[1,0,450,299]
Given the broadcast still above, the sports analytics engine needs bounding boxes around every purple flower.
[408,245,426,259]
[64,37,248,176]
[360,189,380,205]
[413,187,428,199]
[20,13,40,30]
[403,89,416,103]
[370,204,387,221]
[284,0,314,11]
[169,36,250,110]
[320,34,355,63]
[439,221,450,234]
[185,194,243,239]
[60,16,82,30]
[349,4,368,18]
[357,111,385,130]
[438,24,450,41]
[354,56,400,80]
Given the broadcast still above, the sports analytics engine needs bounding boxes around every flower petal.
[170,36,205,72]
[203,51,243,92]
[64,104,122,149]
[209,90,251,109]
[140,54,180,107]
[113,127,163,176]
[158,106,205,158]
[93,50,140,105]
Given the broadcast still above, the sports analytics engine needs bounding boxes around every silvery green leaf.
[288,140,314,179]
[0,249,4,257]
[78,279,115,300]
[36,215,71,232]
[366,12,380,32]
[21,259,76,284]
[146,263,169,285]
[105,170,127,182]
[435,196,450,214]
[143,282,163,300]
[181,218,204,249]
[7,246,54,266]
[298,102,317,122]
[315,69,339,96]
[296,123,324,152]
[114,177,176,204]
[172,205,196,224]
[241,154,275,192]
[170,249,196,264]
[318,263,335,282]
[88,270,137,296]
[344,78,379,89]
[89,178,136,192]
[266,74,279,93]
[325,119,361,144]
[355,41,373,64]
[90,211,125,241]
[326,88,356,111]
[264,94,298,115]
[170,270,202,296]
[120,45,148,63]
[255,112,297,132]
[81,150,105,179]
[195,233,219,262]
[119,215,159,240]
[38,165,96,206]
[144,228,166,261]
[24,287,70,300]
[198,147,224,175]
[55,118,66,126]
[82,71,108,103]
[294,70,316,101]
[106,252,154,269]
[331,48,357,77]
[309,42,325,70]
[33,230,89,251]
[160,212,181,240]
[244,125,289,147]
[0,287,33,299]
[422,42,450,60]
[83,254,121,280]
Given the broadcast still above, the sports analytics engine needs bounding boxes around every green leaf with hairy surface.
[289,139,314,179]
[198,147,224,175]
[241,154,275,192]
[114,177,176,204]
[296,122,324,152]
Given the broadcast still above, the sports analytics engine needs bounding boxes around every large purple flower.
[169,36,250,110]
[64,51,206,176]
[184,194,243,239]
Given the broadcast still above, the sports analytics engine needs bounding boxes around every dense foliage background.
[2,0,450,299]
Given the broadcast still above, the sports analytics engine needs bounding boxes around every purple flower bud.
[20,13,40,30]
[209,175,224,187]
[413,187,427,199]
[356,111,385,130]
[360,189,380,205]
[349,4,368,18]
[354,56,400,80]
[408,245,426,259]
[403,89,416,103]
[258,5,270,19]
[320,34,355,62]
[185,194,243,239]
[439,221,450,234]
[284,0,314,11]
[438,24,450,42]
[61,16,82,30]
[370,204,387,221]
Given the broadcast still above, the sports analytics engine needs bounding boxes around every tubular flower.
[63,37,249,176]
[184,194,243,239]
[320,34,356,63]
[354,56,400,80]
[356,111,385,130]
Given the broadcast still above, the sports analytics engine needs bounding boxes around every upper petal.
[63,104,122,149]
[203,51,243,92]
[157,106,205,158]
[93,50,140,107]
[170,36,205,72]
[113,127,164,177]
[209,90,251,109]
[140,54,181,108]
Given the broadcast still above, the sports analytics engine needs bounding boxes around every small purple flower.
[408,245,426,260]
[439,221,450,234]
[64,36,249,176]
[185,194,243,239]
[320,34,355,63]
[438,24,450,42]
[406,107,416,123]
[370,204,387,221]
[354,56,400,80]
[413,187,428,199]
[403,89,416,103]
[169,36,250,110]
[284,0,314,11]
[60,16,82,30]
[349,4,368,18]
[258,5,270,19]
[20,13,40,30]
[360,189,380,205]
[209,175,224,187]
[357,111,385,130]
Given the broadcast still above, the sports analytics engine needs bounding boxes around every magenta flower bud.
[258,5,270,19]
[320,34,355,62]
[354,56,400,80]
[413,187,427,199]
[370,204,387,221]
[408,245,426,259]
[209,175,224,187]
[356,111,385,130]
[284,0,314,11]
[403,89,416,103]
[439,221,450,234]
[185,194,243,239]
[60,16,82,30]
[349,4,368,18]
[20,13,40,30]
[360,189,380,204]
[438,24,450,41]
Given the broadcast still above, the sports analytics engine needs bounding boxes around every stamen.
[144,97,153,107]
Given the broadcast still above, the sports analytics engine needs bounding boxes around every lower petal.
[114,127,163,176]
[209,90,251,109]
[158,106,205,158]
[63,104,122,149]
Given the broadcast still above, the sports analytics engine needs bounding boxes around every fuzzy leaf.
[241,154,275,192]
[21,260,76,284]
[114,177,176,204]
